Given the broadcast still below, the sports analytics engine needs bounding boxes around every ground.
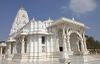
[0,54,100,64]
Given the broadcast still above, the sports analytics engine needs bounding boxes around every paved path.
[86,54,100,64]
[1,54,100,64]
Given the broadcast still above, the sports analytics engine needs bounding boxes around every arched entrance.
[69,32,82,55]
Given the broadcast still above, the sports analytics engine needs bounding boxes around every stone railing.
[88,49,100,54]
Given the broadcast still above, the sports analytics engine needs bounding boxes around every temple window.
[42,36,45,44]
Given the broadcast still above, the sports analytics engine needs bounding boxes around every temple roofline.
[48,17,89,29]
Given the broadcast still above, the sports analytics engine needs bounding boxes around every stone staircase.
[69,54,100,64]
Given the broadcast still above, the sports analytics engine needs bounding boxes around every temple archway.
[69,32,82,55]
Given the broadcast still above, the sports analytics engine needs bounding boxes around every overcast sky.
[0,0,100,41]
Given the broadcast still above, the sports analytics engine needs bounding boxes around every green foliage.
[86,35,100,49]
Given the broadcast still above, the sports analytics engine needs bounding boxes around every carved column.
[29,35,34,59]
[13,42,17,54]
[12,43,14,54]
[56,36,59,52]
[7,42,12,55]
[83,33,88,51]
[82,33,88,54]
[66,28,72,55]
[0,47,2,60]
[8,43,11,55]
[55,27,59,52]
[81,38,86,55]
[62,25,69,59]
[0,47,2,55]
[77,40,81,52]
[21,36,25,54]
[67,35,71,52]
[55,26,60,52]
[11,43,13,54]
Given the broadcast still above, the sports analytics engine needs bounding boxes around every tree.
[85,35,100,49]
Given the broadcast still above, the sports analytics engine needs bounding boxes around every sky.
[0,0,100,41]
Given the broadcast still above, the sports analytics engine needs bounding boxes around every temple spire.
[9,7,29,36]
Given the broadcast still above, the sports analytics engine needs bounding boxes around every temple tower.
[9,7,29,36]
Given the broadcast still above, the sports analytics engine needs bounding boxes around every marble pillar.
[80,38,86,55]
[0,47,2,55]
[67,35,73,55]
[21,36,25,54]
[8,43,11,55]
[62,25,69,59]
[83,34,88,54]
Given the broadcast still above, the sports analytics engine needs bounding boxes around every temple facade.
[4,7,89,64]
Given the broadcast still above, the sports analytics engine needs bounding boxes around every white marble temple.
[0,7,90,64]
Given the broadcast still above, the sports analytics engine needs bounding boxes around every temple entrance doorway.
[69,32,82,55]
